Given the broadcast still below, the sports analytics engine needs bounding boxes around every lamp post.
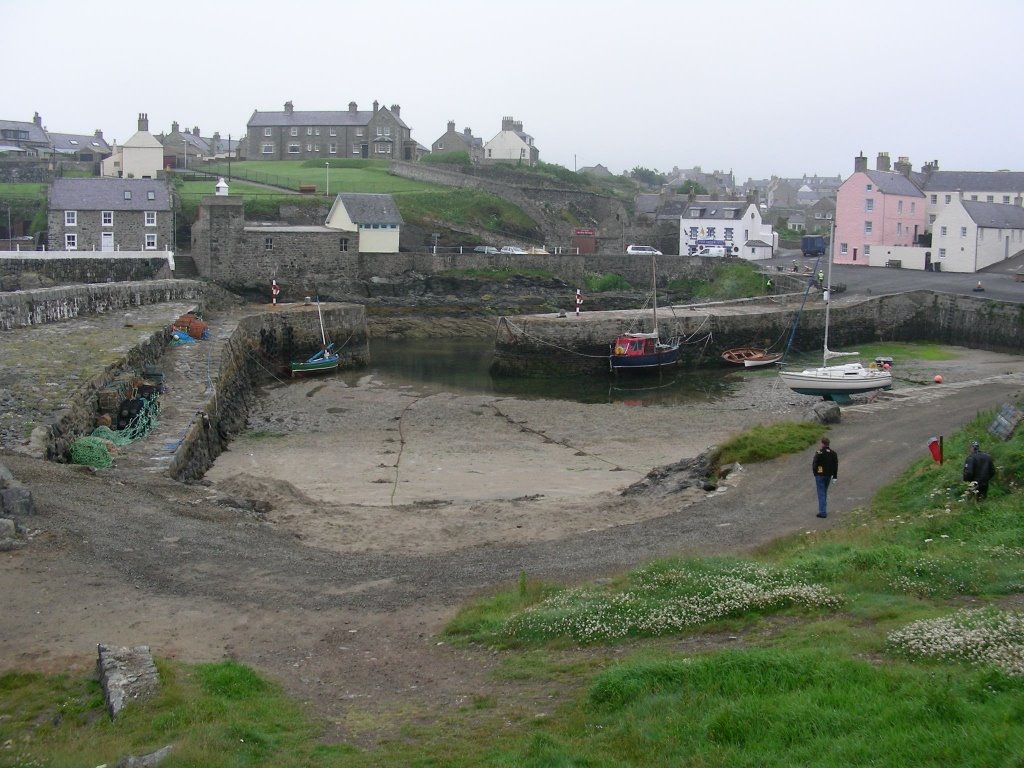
[1,203,10,251]
[182,138,188,171]
[325,161,330,198]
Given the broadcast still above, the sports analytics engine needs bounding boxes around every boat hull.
[779,363,892,396]
[743,354,783,368]
[610,347,682,371]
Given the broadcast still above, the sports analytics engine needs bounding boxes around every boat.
[721,346,784,368]
[290,296,340,376]
[778,222,892,400]
[610,255,682,372]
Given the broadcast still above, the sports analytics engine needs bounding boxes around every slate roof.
[0,119,48,143]
[49,178,172,211]
[680,201,753,220]
[863,170,925,197]
[49,132,111,155]
[962,201,1024,229]
[336,193,403,225]
[248,107,409,130]
[921,171,1024,193]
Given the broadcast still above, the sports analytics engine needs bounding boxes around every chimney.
[171,121,179,133]
[854,151,868,173]
[373,100,379,113]
[213,131,220,142]
[138,113,149,132]
[193,126,200,136]
[391,104,400,117]
[513,120,523,132]
[284,100,294,114]
[894,156,912,177]
[33,111,43,127]
[94,129,103,140]
[502,116,514,131]
[463,127,472,138]
[447,120,455,132]
[876,152,891,172]
[349,101,357,114]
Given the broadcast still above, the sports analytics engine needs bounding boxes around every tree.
[629,166,666,188]
[676,180,708,196]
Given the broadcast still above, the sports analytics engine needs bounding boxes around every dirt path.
[2,349,1023,745]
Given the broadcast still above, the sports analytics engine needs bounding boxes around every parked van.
[699,245,726,257]
[626,244,662,256]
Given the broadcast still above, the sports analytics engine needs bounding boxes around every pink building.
[833,152,927,265]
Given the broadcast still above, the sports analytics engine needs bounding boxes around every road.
[765,249,1024,304]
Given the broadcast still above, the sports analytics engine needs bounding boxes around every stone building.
[48,177,173,252]
[430,121,484,162]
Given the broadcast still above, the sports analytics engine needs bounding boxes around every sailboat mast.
[651,254,658,336]
[316,297,328,349]
[822,219,834,366]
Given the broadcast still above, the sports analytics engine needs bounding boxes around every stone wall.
[0,254,173,292]
[0,278,206,330]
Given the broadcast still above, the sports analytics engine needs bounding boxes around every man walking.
[963,441,996,499]
[812,437,838,518]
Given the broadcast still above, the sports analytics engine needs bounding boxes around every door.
[101,232,114,252]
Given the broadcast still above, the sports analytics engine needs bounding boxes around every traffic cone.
[973,280,985,292]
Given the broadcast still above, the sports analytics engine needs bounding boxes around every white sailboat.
[778,222,892,399]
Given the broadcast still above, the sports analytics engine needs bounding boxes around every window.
[945,194,952,204]
[65,233,77,250]
[356,128,364,137]
[102,211,113,225]
[911,201,916,213]
[897,200,903,214]
[288,144,300,154]
[329,127,337,136]
[307,127,313,136]
[961,226,967,238]
[706,227,716,238]
[65,210,77,225]
[145,233,157,250]
[897,223,902,235]
[929,214,936,224]
[987,195,994,202]
[352,144,361,155]
[930,194,937,204]
[376,127,383,137]
[865,198,874,212]
[264,237,273,250]
[724,227,734,241]
[339,237,349,252]
[124,191,132,200]
[314,143,319,152]
[290,127,298,136]
[864,221,873,234]
[840,242,848,255]
[689,227,698,239]
[315,127,320,136]
[970,195,978,201]
[145,211,156,226]
[939,248,946,257]
[1003,195,1011,204]
[264,127,272,137]
[329,143,337,154]
[864,245,871,255]
[306,143,312,152]
[376,143,390,154]
[940,226,947,236]
[866,183,873,191]
[262,143,273,154]
[147,190,155,200]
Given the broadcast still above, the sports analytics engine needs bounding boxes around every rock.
[97,644,160,720]
[807,401,841,424]
[117,744,174,767]
[0,517,15,539]
[0,463,34,517]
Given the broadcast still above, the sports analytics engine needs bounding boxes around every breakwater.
[491,291,1024,376]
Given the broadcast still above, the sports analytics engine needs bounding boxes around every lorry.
[801,235,827,257]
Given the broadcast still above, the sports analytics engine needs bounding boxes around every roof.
[48,132,111,154]
[961,201,1024,229]
[49,178,172,211]
[336,193,403,225]
[862,170,925,197]
[680,201,754,220]
[921,170,1024,193]
[247,106,409,130]
[0,119,49,143]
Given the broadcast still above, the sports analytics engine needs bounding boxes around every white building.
[930,196,1024,273]
[101,113,164,179]
[483,116,538,166]
[677,200,776,260]
[921,170,1024,228]
[326,193,403,253]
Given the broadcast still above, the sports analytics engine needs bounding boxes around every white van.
[626,244,662,256]
[699,245,726,257]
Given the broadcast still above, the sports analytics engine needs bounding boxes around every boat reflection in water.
[337,338,738,406]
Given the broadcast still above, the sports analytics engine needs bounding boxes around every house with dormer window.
[677,200,775,260]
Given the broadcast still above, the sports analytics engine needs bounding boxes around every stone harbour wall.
[0,255,174,293]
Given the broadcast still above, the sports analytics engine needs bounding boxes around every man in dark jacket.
[812,437,838,518]
[963,441,996,499]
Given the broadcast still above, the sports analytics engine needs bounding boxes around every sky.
[8,0,1023,182]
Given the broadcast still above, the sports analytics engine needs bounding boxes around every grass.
[201,159,441,194]
[439,266,556,280]
[584,272,633,292]
[396,188,541,241]
[669,261,765,300]
[6,401,1024,766]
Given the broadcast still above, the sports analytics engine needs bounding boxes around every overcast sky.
[9,0,1021,181]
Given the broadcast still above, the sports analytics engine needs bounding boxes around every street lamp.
[1,203,10,251]
[182,138,188,171]
[325,161,330,198]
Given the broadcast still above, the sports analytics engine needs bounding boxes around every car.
[473,245,498,254]
[526,246,549,255]
[499,246,527,254]
[626,244,662,256]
